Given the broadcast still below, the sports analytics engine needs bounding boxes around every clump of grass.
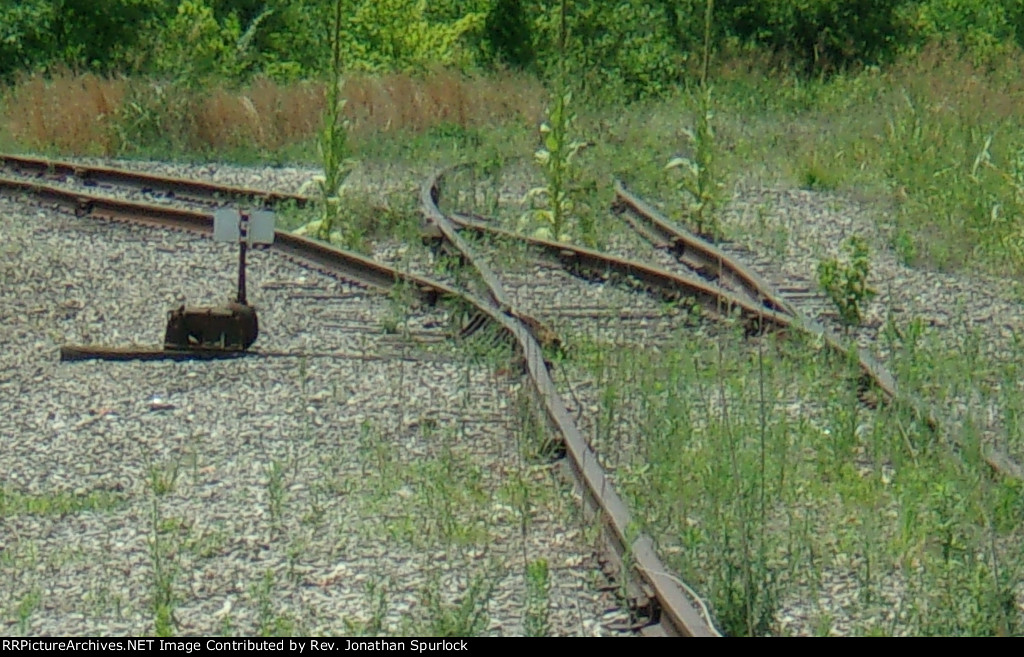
[343,69,544,136]
[567,309,1024,636]
[419,572,495,637]
[194,78,323,153]
[523,558,551,636]
[265,459,287,523]
[286,190,420,253]
[252,569,296,637]
[0,69,542,159]
[0,487,122,517]
[15,588,41,634]
[6,73,124,155]
[147,459,181,497]
[148,500,179,637]
[799,150,842,191]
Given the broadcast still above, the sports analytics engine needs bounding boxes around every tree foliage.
[2,1,1024,93]
[0,0,169,78]
[721,0,906,73]
[530,0,689,98]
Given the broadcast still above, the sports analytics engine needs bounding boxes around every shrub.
[817,235,877,326]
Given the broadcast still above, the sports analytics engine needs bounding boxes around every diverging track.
[7,153,1021,636]
[0,157,715,636]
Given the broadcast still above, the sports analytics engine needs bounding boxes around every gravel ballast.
[10,155,1024,637]
[0,194,631,636]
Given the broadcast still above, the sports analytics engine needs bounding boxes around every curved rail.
[613,179,795,316]
[420,168,718,636]
[608,179,920,415]
[435,165,927,425]
[424,172,790,333]
[613,181,1024,481]
[0,171,716,637]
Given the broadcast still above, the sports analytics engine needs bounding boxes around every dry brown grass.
[5,73,126,155]
[344,69,544,134]
[1,69,545,156]
[195,78,325,152]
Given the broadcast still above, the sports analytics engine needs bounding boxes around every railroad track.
[6,154,1021,636]
[0,156,715,636]
[425,169,913,411]
[427,166,1024,477]
[0,152,311,209]
[424,165,1024,630]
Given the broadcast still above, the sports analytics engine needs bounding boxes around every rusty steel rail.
[435,172,1010,476]
[613,185,1024,481]
[420,172,563,350]
[60,345,250,362]
[422,168,718,636]
[0,153,313,207]
[428,201,792,333]
[2,171,717,636]
[59,345,440,363]
[0,175,433,300]
[608,179,924,418]
[425,166,787,330]
[612,183,1024,480]
[613,179,795,316]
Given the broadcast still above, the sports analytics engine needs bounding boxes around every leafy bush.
[0,1,55,78]
[898,0,1024,65]
[529,0,689,98]
[7,1,1024,105]
[345,0,487,71]
[146,0,254,84]
[0,0,170,79]
[483,0,535,69]
[817,235,877,326]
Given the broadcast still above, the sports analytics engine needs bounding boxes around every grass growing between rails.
[565,321,1024,636]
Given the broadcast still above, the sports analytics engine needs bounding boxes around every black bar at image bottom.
[0,638,567,655]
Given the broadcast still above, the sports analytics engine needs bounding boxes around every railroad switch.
[163,209,274,352]
[60,208,274,362]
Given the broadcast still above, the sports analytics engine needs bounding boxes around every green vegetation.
[0,487,123,517]
[313,0,355,245]
[818,236,878,327]
[521,2,587,244]
[1,1,1021,94]
[148,500,180,637]
[566,320,1024,636]
[523,558,551,636]
[522,89,585,243]
[252,569,298,637]
[666,0,721,240]
[417,571,496,637]
[8,2,1024,275]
